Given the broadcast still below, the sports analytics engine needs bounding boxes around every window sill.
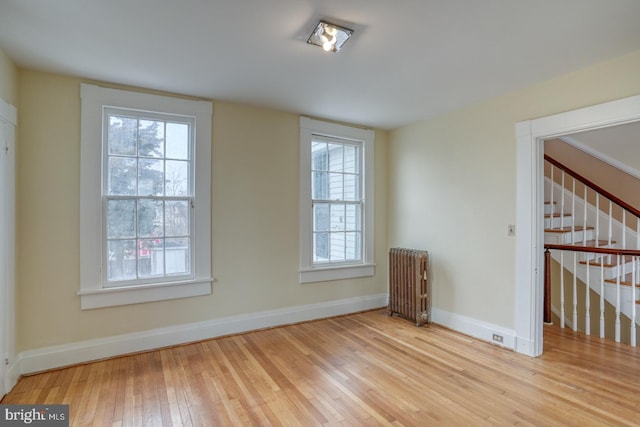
[79,278,213,310]
[299,263,375,284]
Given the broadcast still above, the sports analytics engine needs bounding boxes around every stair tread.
[544,213,572,218]
[604,273,640,287]
[580,255,634,267]
[544,225,594,233]
[572,239,615,248]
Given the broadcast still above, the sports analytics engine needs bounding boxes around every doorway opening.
[514,95,640,357]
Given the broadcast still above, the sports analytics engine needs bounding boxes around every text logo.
[0,405,68,426]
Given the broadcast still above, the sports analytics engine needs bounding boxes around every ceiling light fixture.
[307,20,353,53]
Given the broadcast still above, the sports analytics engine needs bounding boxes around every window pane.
[328,144,343,172]
[330,233,345,262]
[138,238,164,277]
[313,203,329,232]
[313,233,329,262]
[312,141,327,171]
[345,205,360,231]
[165,200,189,237]
[328,173,343,200]
[166,122,190,160]
[108,157,137,195]
[345,232,360,260]
[166,237,190,275]
[330,204,345,232]
[138,120,164,158]
[138,159,164,196]
[108,115,137,156]
[107,199,136,238]
[107,239,136,281]
[343,174,358,200]
[102,109,198,286]
[343,144,358,173]
[138,199,164,238]
[165,160,189,197]
[312,171,328,200]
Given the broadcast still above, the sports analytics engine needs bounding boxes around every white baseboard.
[19,293,387,375]
[431,307,516,350]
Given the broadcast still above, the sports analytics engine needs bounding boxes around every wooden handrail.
[544,244,640,257]
[544,154,640,220]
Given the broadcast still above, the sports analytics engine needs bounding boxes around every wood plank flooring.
[3,309,640,426]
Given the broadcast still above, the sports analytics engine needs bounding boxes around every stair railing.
[544,154,640,346]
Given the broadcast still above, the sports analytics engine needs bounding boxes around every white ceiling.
[1,0,640,129]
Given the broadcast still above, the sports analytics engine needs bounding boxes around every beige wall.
[0,49,18,106]
[388,50,640,329]
[16,69,388,352]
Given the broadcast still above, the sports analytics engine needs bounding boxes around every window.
[80,84,212,309]
[299,117,374,283]
[311,137,362,263]
[104,110,193,284]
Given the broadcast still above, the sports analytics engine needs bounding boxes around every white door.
[0,100,16,397]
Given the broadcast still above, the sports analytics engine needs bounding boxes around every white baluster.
[560,251,565,328]
[583,186,587,245]
[608,201,613,265]
[561,172,566,236]
[595,194,600,248]
[572,252,578,330]
[571,178,576,243]
[585,257,590,336]
[600,262,605,338]
[631,256,637,347]
[622,210,626,249]
[550,165,555,229]
[615,254,621,343]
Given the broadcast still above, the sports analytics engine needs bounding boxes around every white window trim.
[299,117,375,283]
[79,84,213,309]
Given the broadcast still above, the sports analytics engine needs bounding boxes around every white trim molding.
[431,308,516,350]
[18,294,387,374]
[0,97,17,397]
[79,84,213,309]
[299,117,375,283]
[515,94,640,357]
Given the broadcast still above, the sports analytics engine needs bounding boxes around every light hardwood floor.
[3,309,640,426]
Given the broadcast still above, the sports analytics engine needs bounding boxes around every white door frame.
[0,98,17,396]
[515,94,640,357]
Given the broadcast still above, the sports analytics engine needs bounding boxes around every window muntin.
[311,137,363,265]
[103,109,194,286]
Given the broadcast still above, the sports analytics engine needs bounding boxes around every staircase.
[544,155,640,346]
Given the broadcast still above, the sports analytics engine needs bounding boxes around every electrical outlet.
[492,333,504,343]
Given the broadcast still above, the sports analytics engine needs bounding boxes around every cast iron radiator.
[388,248,430,326]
